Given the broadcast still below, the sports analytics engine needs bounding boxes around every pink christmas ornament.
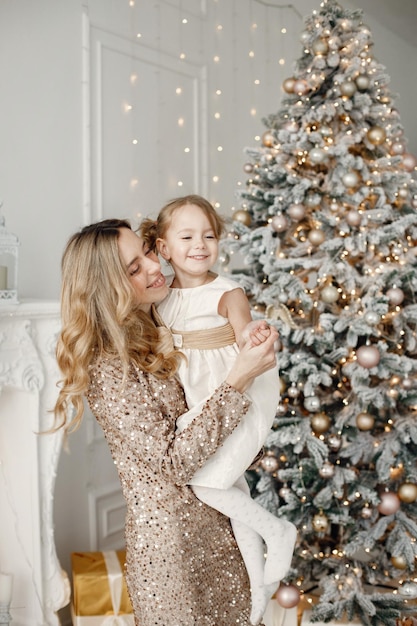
[356,345,380,369]
[378,491,401,516]
[275,584,301,609]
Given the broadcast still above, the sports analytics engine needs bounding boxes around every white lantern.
[0,213,19,304]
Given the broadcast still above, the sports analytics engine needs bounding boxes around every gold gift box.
[71,550,133,622]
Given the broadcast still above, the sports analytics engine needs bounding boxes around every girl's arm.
[218,287,270,349]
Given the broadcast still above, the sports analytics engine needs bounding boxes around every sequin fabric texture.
[87,358,255,626]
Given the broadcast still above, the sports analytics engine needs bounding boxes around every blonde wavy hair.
[53,219,181,433]
[141,194,226,249]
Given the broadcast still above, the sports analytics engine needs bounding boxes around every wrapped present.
[263,599,298,626]
[71,550,134,625]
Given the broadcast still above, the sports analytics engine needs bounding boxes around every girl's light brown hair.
[53,219,181,433]
[141,194,226,250]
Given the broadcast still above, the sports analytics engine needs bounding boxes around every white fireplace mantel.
[0,300,70,625]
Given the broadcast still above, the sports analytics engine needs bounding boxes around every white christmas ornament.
[309,147,327,164]
[320,285,339,303]
[342,171,360,188]
[365,311,380,325]
[386,286,404,305]
[304,396,321,412]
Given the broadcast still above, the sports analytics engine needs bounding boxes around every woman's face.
[117,227,168,311]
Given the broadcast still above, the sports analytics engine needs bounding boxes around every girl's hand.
[226,326,278,394]
[240,319,271,347]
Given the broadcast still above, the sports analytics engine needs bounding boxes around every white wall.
[0,2,416,624]
[1,0,416,302]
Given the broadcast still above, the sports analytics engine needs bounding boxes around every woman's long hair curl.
[53,219,181,433]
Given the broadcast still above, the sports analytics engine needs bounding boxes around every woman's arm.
[87,360,250,486]
[87,330,277,486]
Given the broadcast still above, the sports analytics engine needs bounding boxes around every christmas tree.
[220,0,417,623]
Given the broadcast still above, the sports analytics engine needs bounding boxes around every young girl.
[141,195,297,626]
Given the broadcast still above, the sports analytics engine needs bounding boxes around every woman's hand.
[240,319,272,347]
[225,326,278,394]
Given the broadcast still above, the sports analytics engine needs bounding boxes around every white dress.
[157,275,280,489]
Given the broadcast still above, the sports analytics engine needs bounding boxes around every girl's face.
[157,204,219,284]
[117,228,168,310]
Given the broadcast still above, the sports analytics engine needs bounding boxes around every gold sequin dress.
[87,358,255,626]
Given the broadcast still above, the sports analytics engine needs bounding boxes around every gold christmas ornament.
[356,411,375,431]
[232,210,251,226]
[391,554,407,570]
[262,131,275,148]
[355,74,370,91]
[308,228,325,246]
[367,126,386,146]
[260,454,279,473]
[312,38,329,56]
[390,464,404,480]
[282,77,296,93]
[340,80,357,98]
[312,512,329,532]
[311,412,331,434]
[398,482,417,504]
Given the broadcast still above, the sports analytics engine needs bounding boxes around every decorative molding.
[88,482,126,551]
[87,24,208,221]
[0,300,70,625]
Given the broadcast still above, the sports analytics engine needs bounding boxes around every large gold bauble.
[356,411,375,431]
[391,554,407,570]
[312,38,329,56]
[398,482,417,503]
[311,412,331,434]
[308,228,325,246]
[367,126,386,146]
[355,74,370,91]
[262,130,275,148]
[282,77,296,93]
[232,210,251,226]
[340,80,357,98]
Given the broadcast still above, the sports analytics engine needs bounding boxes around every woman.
[53,218,278,626]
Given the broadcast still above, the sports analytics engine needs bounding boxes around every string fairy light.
[121,0,303,215]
